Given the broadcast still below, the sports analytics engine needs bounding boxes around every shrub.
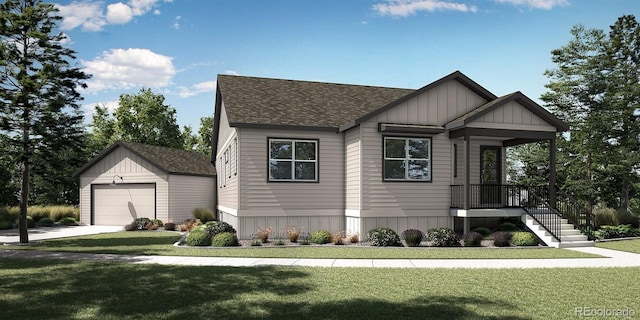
[180,218,201,232]
[133,217,151,230]
[146,222,159,231]
[594,207,639,228]
[204,221,236,237]
[273,238,285,246]
[185,229,212,246]
[367,228,401,247]
[124,223,137,231]
[401,229,424,247]
[462,232,483,247]
[211,232,239,247]
[331,232,345,245]
[310,230,332,244]
[163,222,176,231]
[286,226,301,242]
[38,217,54,227]
[299,232,311,245]
[152,219,164,227]
[471,227,492,236]
[26,216,35,228]
[58,217,78,226]
[0,220,12,230]
[491,231,513,247]
[595,225,640,240]
[497,222,520,232]
[425,228,461,247]
[192,207,215,223]
[511,232,539,246]
[256,227,273,243]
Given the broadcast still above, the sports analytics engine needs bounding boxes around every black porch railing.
[450,184,595,242]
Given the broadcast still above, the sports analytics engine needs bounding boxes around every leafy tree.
[0,0,89,242]
[182,125,198,151]
[91,88,184,150]
[196,115,213,157]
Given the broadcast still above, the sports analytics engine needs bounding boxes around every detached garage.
[74,141,217,226]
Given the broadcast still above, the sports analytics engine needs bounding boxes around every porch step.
[521,215,594,248]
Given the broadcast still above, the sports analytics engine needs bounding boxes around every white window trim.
[269,138,318,182]
[383,137,431,181]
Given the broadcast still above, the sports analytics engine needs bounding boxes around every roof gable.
[73,141,216,177]
[445,91,569,132]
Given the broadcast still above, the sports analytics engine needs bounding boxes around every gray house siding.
[216,103,239,213]
[220,127,345,238]
[168,175,216,223]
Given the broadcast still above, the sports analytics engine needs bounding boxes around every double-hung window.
[384,137,431,181]
[269,138,318,182]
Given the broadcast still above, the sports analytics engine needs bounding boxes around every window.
[234,137,238,176]
[384,137,431,181]
[269,139,318,182]
[453,144,458,178]
[225,148,231,179]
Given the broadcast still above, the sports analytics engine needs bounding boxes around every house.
[74,141,216,226]
[213,71,594,247]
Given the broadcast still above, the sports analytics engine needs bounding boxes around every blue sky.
[53,0,639,131]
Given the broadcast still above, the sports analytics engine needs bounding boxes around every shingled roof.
[73,141,216,177]
[217,75,414,130]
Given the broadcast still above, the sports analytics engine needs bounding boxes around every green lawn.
[0,258,637,320]
[3,231,602,259]
[597,239,640,254]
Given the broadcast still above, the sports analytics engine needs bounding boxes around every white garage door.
[93,184,156,225]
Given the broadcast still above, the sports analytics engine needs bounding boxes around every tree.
[511,16,640,212]
[90,88,184,150]
[0,0,89,243]
[195,115,213,157]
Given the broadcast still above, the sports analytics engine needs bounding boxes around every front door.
[480,146,501,205]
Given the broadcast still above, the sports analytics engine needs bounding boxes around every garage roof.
[73,141,216,177]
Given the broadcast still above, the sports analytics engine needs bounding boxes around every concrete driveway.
[0,225,123,244]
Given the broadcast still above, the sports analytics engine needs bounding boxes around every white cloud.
[224,70,238,76]
[82,48,176,92]
[56,2,105,31]
[106,2,133,24]
[173,15,181,29]
[178,81,217,98]
[57,0,170,32]
[373,0,477,17]
[494,0,569,9]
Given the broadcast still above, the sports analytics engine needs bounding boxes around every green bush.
[425,228,461,247]
[26,216,35,228]
[211,232,239,247]
[367,228,401,247]
[491,231,512,247]
[163,222,176,231]
[511,232,539,246]
[151,219,164,227]
[185,229,212,246]
[204,221,236,237]
[594,225,640,240]
[0,207,13,222]
[401,229,424,247]
[309,230,332,244]
[58,217,78,226]
[192,207,215,223]
[471,227,492,236]
[124,223,137,231]
[133,217,151,230]
[0,220,12,230]
[462,232,483,247]
[594,207,639,228]
[497,222,520,232]
[38,217,54,227]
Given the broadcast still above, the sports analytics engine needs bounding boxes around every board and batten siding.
[168,175,216,223]
[467,100,557,132]
[345,126,361,212]
[78,147,169,224]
